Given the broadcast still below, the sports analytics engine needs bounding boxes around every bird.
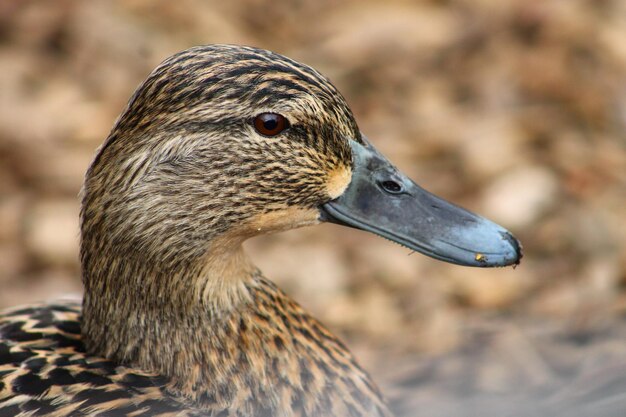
[0,44,521,416]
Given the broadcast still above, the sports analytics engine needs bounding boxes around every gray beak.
[320,137,522,267]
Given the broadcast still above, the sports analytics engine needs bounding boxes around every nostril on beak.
[380,180,403,194]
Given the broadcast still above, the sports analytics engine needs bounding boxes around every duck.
[0,44,522,417]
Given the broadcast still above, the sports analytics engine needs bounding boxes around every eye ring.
[253,113,289,137]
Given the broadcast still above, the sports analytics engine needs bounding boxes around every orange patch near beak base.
[326,166,352,200]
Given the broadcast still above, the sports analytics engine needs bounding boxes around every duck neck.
[81,235,257,385]
[80,230,390,415]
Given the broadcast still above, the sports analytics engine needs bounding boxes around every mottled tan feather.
[0,44,391,416]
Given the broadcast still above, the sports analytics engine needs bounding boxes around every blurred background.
[1,1,625,416]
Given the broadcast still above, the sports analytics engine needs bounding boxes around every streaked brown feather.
[1,44,391,416]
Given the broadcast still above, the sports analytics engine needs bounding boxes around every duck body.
[1,279,386,416]
[0,44,520,416]
[1,302,197,416]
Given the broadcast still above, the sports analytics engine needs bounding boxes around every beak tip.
[449,222,523,268]
[502,230,523,266]
[473,230,523,268]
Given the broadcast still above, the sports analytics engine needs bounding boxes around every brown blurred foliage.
[1,1,625,415]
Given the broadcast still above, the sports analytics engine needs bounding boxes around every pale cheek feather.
[326,165,352,200]
[246,206,321,234]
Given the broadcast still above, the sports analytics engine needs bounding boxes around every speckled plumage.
[0,302,201,417]
[1,45,391,416]
[1,279,387,416]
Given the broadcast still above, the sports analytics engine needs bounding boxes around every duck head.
[81,45,520,285]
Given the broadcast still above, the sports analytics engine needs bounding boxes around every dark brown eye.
[253,113,289,137]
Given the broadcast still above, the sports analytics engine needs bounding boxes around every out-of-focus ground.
[0,1,625,416]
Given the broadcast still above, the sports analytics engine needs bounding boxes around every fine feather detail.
[1,44,391,416]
